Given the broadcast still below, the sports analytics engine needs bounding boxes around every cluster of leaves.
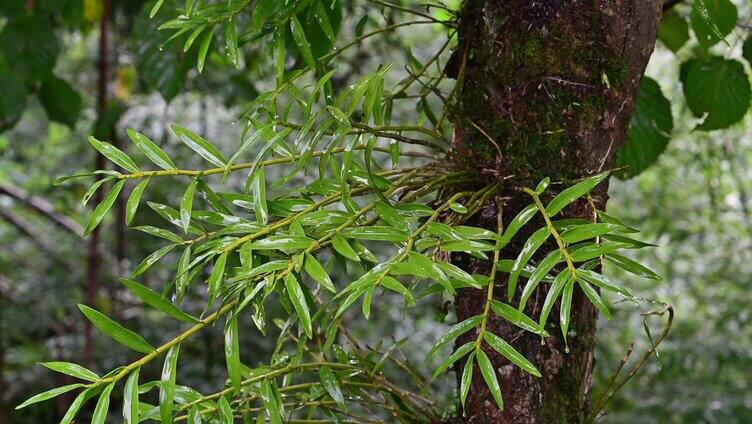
[618,0,752,178]
[14,0,664,422]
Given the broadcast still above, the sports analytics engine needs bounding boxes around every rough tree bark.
[448,1,663,422]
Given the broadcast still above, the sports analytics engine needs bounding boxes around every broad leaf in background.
[658,10,689,53]
[682,57,751,131]
[690,0,737,48]
[617,77,673,178]
[39,75,82,128]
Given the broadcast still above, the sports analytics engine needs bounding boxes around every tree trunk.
[448,1,662,422]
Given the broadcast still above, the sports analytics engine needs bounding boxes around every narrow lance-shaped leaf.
[304,253,336,293]
[332,233,360,262]
[605,253,662,280]
[84,180,125,236]
[123,369,139,424]
[197,30,212,73]
[160,345,180,424]
[40,362,99,382]
[16,384,84,410]
[250,168,268,224]
[120,279,199,323]
[224,315,241,392]
[476,350,504,410]
[171,124,226,167]
[132,244,177,277]
[501,204,537,243]
[578,278,612,320]
[290,15,315,68]
[208,252,228,302]
[425,315,482,360]
[538,270,571,329]
[432,341,475,381]
[284,273,313,339]
[545,172,609,217]
[60,388,94,424]
[218,395,233,424]
[483,331,541,377]
[126,178,150,225]
[180,179,196,234]
[91,381,115,424]
[78,304,154,353]
[126,129,176,170]
[319,365,345,406]
[560,278,575,351]
[460,352,475,409]
[88,136,140,173]
[508,227,550,300]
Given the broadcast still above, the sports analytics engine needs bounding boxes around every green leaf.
[460,352,475,409]
[84,180,125,236]
[449,202,468,214]
[519,250,562,310]
[436,261,482,289]
[225,20,240,69]
[149,0,165,18]
[659,10,689,52]
[605,253,661,280]
[476,349,503,410]
[319,365,345,406]
[502,204,538,242]
[380,276,415,305]
[304,253,336,293]
[180,179,196,234]
[260,380,282,424]
[16,384,84,410]
[432,341,475,380]
[560,278,575,348]
[132,244,176,277]
[546,172,609,217]
[208,252,228,301]
[224,315,241,392]
[218,395,233,423]
[332,233,360,261]
[133,225,183,243]
[340,226,409,242]
[690,0,736,47]
[78,304,155,353]
[744,35,752,65]
[250,168,268,224]
[171,124,226,167]
[578,278,612,320]
[407,251,454,294]
[40,362,99,382]
[374,201,411,232]
[249,235,314,250]
[578,269,632,297]
[127,129,176,170]
[160,345,180,424]
[92,381,115,424]
[425,315,482,360]
[290,15,315,68]
[490,301,547,337]
[120,279,199,323]
[483,331,541,377]
[285,273,313,338]
[508,227,550,300]
[197,30,213,73]
[440,239,495,252]
[314,1,337,43]
[39,75,81,128]
[682,57,751,131]
[560,223,623,244]
[126,178,150,225]
[123,369,139,424]
[89,137,140,173]
[60,388,94,424]
[617,77,673,178]
[539,270,572,328]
